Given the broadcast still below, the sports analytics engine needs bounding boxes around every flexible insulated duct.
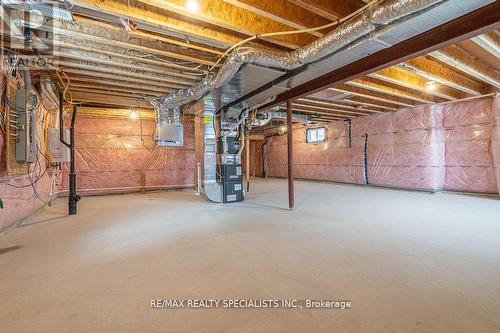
[151,0,446,110]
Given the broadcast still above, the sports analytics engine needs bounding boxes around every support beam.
[286,100,294,210]
[258,1,500,111]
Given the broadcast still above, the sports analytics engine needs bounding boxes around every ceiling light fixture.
[426,80,438,91]
[186,0,199,12]
[130,109,138,119]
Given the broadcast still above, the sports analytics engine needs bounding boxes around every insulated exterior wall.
[492,94,500,195]
[266,99,499,194]
[58,115,196,195]
[0,75,53,231]
[443,98,497,193]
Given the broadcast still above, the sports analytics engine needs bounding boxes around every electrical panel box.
[156,123,183,147]
[223,180,243,203]
[48,128,70,163]
[15,89,37,162]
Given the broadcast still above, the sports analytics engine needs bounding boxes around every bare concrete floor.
[1,179,500,332]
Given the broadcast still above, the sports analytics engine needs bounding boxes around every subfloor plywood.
[1,179,500,332]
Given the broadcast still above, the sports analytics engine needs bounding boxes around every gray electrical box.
[48,128,70,163]
[15,89,37,162]
[156,123,183,147]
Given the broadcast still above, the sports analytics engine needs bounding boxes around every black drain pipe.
[344,119,352,148]
[59,92,80,215]
[362,133,369,185]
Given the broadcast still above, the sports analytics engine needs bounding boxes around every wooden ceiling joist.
[471,32,500,60]
[68,77,170,94]
[71,0,243,48]
[431,46,500,89]
[287,0,364,22]
[402,57,487,96]
[297,98,384,113]
[309,89,399,111]
[70,83,163,97]
[290,108,354,119]
[292,102,374,116]
[74,15,225,56]
[368,66,461,101]
[63,69,179,89]
[335,84,415,108]
[51,40,207,74]
[136,0,316,49]
[59,61,195,86]
[222,0,331,37]
[33,24,218,67]
[71,91,155,108]
[55,51,201,80]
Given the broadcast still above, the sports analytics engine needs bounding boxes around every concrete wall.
[265,95,500,194]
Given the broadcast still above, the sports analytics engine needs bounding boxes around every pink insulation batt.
[265,97,500,194]
[492,94,500,195]
[443,97,498,193]
[0,88,53,231]
[265,104,446,191]
[59,115,196,195]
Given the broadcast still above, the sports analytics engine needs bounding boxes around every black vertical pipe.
[59,91,70,148]
[68,104,80,215]
[344,119,352,148]
[286,100,294,210]
[59,93,79,215]
[363,133,369,185]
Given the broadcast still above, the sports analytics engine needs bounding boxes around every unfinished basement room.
[1,0,500,332]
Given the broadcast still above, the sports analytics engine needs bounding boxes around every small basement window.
[306,127,326,143]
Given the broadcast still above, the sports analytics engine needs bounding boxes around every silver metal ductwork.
[201,95,223,203]
[151,0,460,110]
[248,110,310,129]
[157,0,494,203]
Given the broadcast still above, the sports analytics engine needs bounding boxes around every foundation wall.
[266,96,500,194]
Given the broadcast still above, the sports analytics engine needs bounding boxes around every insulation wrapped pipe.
[151,0,446,110]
